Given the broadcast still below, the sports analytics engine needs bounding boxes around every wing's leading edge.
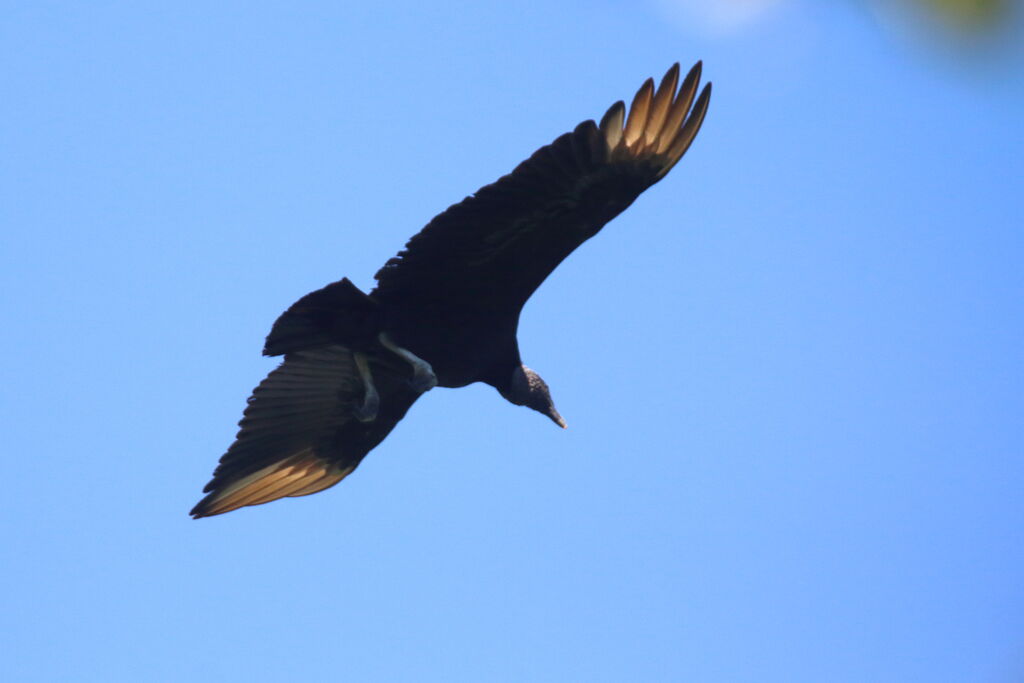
[371,62,711,312]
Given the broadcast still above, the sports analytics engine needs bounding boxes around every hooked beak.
[546,405,567,429]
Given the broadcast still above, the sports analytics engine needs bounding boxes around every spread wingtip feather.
[599,100,625,150]
[623,77,654,148]
[595,61,710,176]
[644,63,680,148]
[191,454,354,518]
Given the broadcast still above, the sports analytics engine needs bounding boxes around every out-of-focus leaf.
[911,0,1009,31]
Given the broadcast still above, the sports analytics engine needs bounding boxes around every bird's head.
[499,364,567,429]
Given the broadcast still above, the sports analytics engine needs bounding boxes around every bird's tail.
[263,277,380,356]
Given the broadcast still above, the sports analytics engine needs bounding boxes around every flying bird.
[191,62,711,518]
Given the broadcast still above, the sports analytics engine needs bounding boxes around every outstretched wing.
[371,62,711,311]
[190,345,420,518]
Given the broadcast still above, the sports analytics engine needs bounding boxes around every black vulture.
[190,62,711,518]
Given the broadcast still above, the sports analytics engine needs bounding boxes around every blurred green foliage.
[911,0,1009,30]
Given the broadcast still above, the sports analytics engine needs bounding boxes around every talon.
[408,372,438,392]
[353,388,379,422]
[353,352,379,422]
[379,332,437,393]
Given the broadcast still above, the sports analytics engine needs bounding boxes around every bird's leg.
[352,351,380,422]
[379,332,438,392]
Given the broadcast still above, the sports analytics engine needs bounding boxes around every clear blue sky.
[2,2,1022,681]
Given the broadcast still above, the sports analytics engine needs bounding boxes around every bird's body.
[191,62,711,518]
[384,308,519,389]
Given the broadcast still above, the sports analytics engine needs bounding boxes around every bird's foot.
[379,332,437,394]
[353,392,379,422]
[353,351,380,422]
[409,365,438,393]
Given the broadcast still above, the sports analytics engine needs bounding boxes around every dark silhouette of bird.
[191,62,711,518]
